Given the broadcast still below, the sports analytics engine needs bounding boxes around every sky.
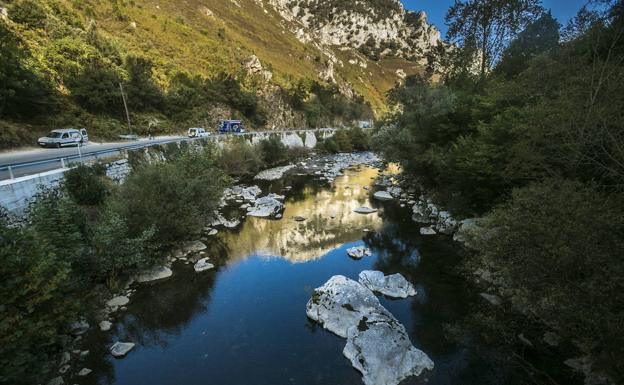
[401,0,589,37]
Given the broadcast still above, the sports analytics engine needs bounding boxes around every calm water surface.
[79,165,547,385]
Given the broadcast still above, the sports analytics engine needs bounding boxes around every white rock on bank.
[135,266,172,283]
[194,258,214,272]
[254,165,295,181]
[354,207,377,214]
[358,270,416,299]
[343,312,434,385]
[373,191,393,201]
[106,296,129,308]
[110,342,135,358]
[306,275,391,338]
[182,240,207,254]
[77,368,92,377]
[347,246,372,260]
[99,320,112,332]
[420,227,437,236]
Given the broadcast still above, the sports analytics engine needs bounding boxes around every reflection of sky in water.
[220,167,383,263]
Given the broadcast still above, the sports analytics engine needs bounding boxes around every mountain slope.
[0,0,442,146]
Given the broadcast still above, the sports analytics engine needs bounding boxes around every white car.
[38,128,88,148]
[188,128,211,138]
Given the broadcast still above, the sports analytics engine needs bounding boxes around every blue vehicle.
[218,120,246,134]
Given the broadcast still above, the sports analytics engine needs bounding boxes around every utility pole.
[119,83,132,134]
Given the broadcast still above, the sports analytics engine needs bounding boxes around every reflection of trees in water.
[221,167,384,264]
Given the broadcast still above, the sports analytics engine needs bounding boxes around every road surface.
[0,136,185,180]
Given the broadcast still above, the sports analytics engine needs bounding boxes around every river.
[79,163,576,385]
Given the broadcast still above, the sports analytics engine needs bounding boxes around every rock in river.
[420,227,437,236]
[194,258,214,272]
[343,312,434,385]
[106,296,129,308]
[247,195,284,218]
[347,246,372,260]
[358,270,416,299]
[135,266,172,283]
[373,191,393,201]
[306,275,391,338]
[354,207,377,214]
[110,342,135,358]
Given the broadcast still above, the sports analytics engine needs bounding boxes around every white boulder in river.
[194,258,214,272]
[110,342,135,357]
[306,275,391,338]
[247,195,284,218]
[344,312,434,385]
[354,207,377,214]
[373,191,393,201]
[347,246,372,260]
[358,270,417,299]
[307,276,434,384]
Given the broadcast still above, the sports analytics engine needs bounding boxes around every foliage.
[8,0,47,29]
[0,221,80,385]
[445,0,544,79]
[469,179,624,379]
[0,22,55,119]
[114,145,227,243]
[259,136,288,167]
[63,164,109,206]
[319,127,371,153]
[218,137,265,178]
[125,55,165,111]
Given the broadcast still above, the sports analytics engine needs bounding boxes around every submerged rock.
[343,313,434,385]
[373,191,393,201]
[77,368,92,377]
[293,215,307,222]
[354,207,377,214]
[479,292,502,306]
[347,246,372,260]
[306,275,391,338]
[135,266,172,283]
[358,270,416,299]
[194,258,214,272]
[254,165,295,181]
[110,342,135,358]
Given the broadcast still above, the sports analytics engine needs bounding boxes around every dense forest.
[374,0,624,383]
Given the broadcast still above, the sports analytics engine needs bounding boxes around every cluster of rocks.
[295,152,381,182]
[307,274,433,385]
[105,159,131,183]
[347,246,372,259]
[47,320,95,384]
[254,165,295,181]
[374,172,480,246]
[246,193,285,218]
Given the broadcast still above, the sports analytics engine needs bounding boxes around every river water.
[80,164,574,385]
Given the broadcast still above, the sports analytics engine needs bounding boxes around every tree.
[495,11,560,77]
[446,0,544,79]
[125,55,164,111]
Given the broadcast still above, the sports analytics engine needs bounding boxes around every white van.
[38,128,88,148]
[188,128,210,138]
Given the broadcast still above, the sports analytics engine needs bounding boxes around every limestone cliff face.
[269,0,442,62]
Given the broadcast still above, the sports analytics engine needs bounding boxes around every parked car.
[188,127,211,138]
[218,120,246,134]
[38,128,88,148]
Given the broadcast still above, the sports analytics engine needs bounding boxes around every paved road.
[0,136,185,180]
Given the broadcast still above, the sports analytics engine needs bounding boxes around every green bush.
[114,145,227,243]
[9,0,48,29]
[469,179,624,379]
[259,136,288,167]
[218,137,265,178]
[0,222,80,385]
[63,164,109,206]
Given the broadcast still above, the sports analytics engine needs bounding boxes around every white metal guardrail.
[0,128,336,181]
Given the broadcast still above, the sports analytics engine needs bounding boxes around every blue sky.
[401,0,588,36]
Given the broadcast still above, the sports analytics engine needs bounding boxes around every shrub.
[114,145,227,244]
[63,164,109,206]
[90,206,155,287]
[9,0,48,29]
[218,137,264,178]
[469,179,624,378]
[259,136,287,167]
